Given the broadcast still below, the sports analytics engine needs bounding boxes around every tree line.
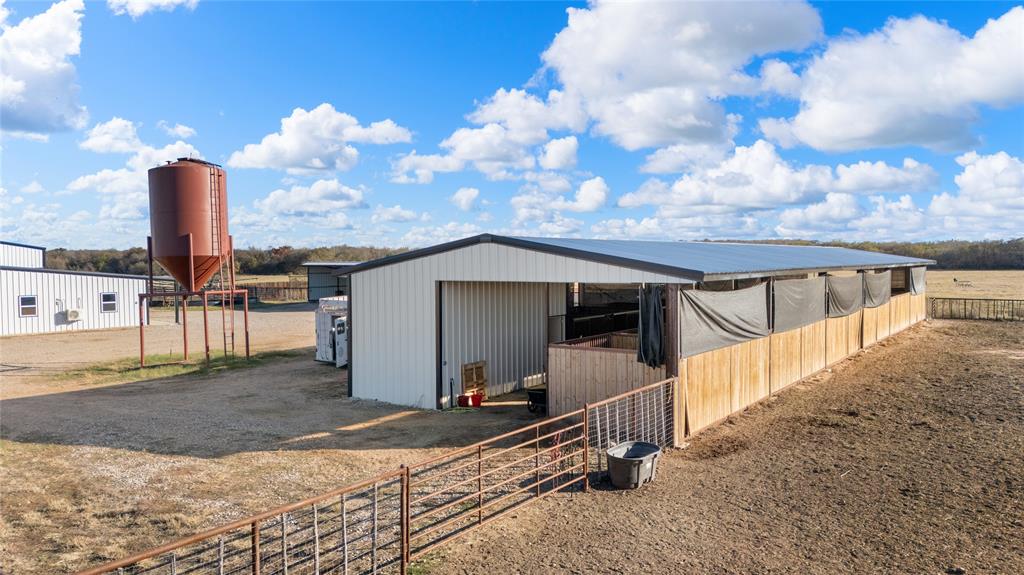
[734,238,1023,270]
[42,238,1022,276]
[44,245,405,277]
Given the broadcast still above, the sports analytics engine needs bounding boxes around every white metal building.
[343,234,931,410]
[303,262,357,301]
[1,241,150,337]
[0,240,45,269]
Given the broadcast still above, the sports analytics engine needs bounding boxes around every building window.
[100,292,118,313]
[19,295,37,317]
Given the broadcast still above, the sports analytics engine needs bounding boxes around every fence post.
[583,405,590,493]
[251,521,260,575]
[534,426,541,496]
[400,465,409,575]
[477,445,483,524]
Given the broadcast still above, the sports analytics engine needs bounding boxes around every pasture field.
[927,270,1024,299]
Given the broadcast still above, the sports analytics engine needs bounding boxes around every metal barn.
[343,235,932,426]
[303,261,357,301]
[0,266,149,337]
[0,240,45,269]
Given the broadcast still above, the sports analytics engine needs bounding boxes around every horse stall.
[547,331,667,416]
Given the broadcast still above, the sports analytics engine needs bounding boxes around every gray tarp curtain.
[826,274,864,318]
[863,271,892,308]
[680,283,770,357]
[909,266,926,295]
[773,277,826,332]
[637,285,665,368]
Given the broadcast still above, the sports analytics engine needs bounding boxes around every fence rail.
[76,379,678,575]
[245,285,308,302]
[929,297,1024,321]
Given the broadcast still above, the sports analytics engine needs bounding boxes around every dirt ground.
[0,356,540,574]
[432,320,1024,574]
[0,303,315,399]
[927,270,1024,299]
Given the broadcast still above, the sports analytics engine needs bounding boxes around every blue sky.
[1,0,1022,250]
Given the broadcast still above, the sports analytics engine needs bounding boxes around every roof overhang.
[339,234,934,282]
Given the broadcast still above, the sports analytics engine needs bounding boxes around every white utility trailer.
[315,296,348,367]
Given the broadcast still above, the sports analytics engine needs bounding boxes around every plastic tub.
[605,441,661,489]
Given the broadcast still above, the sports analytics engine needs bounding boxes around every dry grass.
[927,270,1024,299]
[0,358,538,574]
[53,349,308,387]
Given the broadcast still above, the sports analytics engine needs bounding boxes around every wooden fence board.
[800,320,826,377]
[876,301,891,340]
[769,328,801,393]
[846,309,863,356]
[732,337,770,410]
[862,306,878,347]
[684,347,732,434]
[546,345,666,416]
[825,316,848,366]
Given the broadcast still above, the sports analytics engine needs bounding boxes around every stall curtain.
[909,266,926,295]
[637,285,664,368]
[826,274,865,318]
[773,277,826,332]
[680,283,770,357]
[863,270,892,308]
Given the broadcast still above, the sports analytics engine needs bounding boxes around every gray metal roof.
[343,234,933,281]
[0,265,169,280]
[302,261,360,268]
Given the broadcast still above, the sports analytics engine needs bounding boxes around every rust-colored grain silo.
[148,158,229,292]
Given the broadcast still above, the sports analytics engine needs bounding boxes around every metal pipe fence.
[76,379,679,575]
[929,297,1024,321]
[585,379,676,484]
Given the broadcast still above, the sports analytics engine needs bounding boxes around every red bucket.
[457,393,484,408]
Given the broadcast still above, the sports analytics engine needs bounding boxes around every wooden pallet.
[461,360,488,399]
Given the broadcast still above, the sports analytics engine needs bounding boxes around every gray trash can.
[606,441,661,489]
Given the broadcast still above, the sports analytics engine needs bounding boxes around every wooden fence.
[245,283,308,302]
[548,331,667,416]
[929,297,1024,321]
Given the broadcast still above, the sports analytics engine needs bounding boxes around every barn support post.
[146,235,154,326]
[582,405,590,492]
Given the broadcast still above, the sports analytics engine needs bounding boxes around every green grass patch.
[55,348,310,387]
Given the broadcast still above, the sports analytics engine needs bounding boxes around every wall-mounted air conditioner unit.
[66,309,82,321]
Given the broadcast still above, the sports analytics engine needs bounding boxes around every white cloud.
[552,176,608,213]
[542,0,822,150]
[591,213,764,240]
[228,103,411,174]
[775,192,862,236]
[158,120,197,139]
[640,116,739,174]
[107,0,198,19]
[833,158,938,194]
[67,140,201,219]
[929,151,1024,220]
[400,222,481,247]
[80,117,143,153]
[254,179,366,215]
[390,151,464,184]
[759,59,802,98]
[450,187,480,211]
[0,0,88,136]
[619,140,935,214]
[391,89,584,183]
[20,180,45,194]
[539,136,578,170]
[761,7,1024,151]
[371,204,418,224]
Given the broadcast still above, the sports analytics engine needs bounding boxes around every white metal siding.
[441,282,547,406]
[307,268,339,301]
[0,270,147,336]
[0,244,44,268]
[351,243,694,408]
